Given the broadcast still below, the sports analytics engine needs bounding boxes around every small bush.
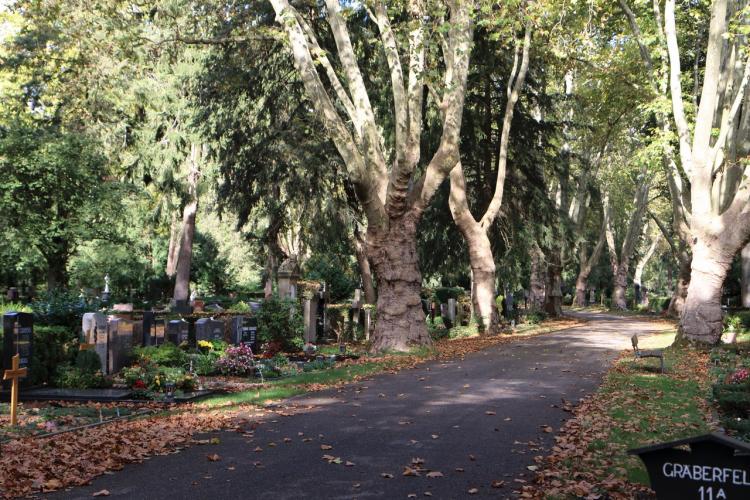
[132,342,187,367]
[54,365,112,389]
[31,325,77,385]
[257,296,303,352]
[524,311,548,325]
[32,290,101,328]
[75,349,102,373]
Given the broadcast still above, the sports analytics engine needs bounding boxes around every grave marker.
[3,312,33,389]
[107,318,133,374]
[303,296,319,344]
[3,354,27,426]
[629,433,750,500]
[231,316,258,350]
[167,319,189,345]
[195,318,225,342]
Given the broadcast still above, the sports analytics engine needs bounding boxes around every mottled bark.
[354,228,377,304]
[173,144,201,302]
[574,222,606,307]
[742,243,750,308]
[544,250,563,317]
[668,253,691,317]
[678,239,734,343]
[367,212,430,351]
[166,212,180,278]
[529,244,546,310]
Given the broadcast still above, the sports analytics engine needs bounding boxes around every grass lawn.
[524,327,712,498]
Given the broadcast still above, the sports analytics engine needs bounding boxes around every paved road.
[50,312,672,499]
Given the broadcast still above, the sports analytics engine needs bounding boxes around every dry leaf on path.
[92,490,110,497]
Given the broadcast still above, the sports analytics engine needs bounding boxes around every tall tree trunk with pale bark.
[270,0,475,351]
[604,181,650,310]
[661,0,750,343]
[574,220,607,307]
[448,27,531,333]
[173,143,202,302]
[529,244,546,310]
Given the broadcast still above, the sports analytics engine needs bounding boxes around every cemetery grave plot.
[0,401,150,441]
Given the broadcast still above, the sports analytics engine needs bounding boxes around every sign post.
[3,354,28,426]
[629,433,750,499]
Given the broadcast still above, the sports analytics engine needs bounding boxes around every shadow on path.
[49,312,673,499]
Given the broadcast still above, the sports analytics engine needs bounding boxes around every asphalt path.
[49,312,672,499]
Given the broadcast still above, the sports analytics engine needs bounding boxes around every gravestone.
[142,311,155,346]
[303,296,319,344]
[231,316,258,350]
[6,287,19,302]
[112,303,134,318]
[278,257,300,299]
[316,286,327,339]
[82,312,108,372]
[167,319,189,345]
[363,308,372,340]
[107,317,133,374]
[447,299,457,325]
[456,301,464,326]
[3,312,33,389]
[430,303,437,324]
[629,433,750,500]
[440,303,453,329]
[589,288,596,305]
[195,318,225,342]
[505,292,514,320]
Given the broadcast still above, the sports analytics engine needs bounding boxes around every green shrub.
[32,290,101,328]
[524,311,548,325]
[132,342,187,367]
[736,310,750,329]
[713,383,750,416]
[31,325,77,385]
[257,296,303,352]
[188,352,219,376]
[75,349,102,373]
[54,365,112,389]
[304,254,358,302]
[0,302,33,315]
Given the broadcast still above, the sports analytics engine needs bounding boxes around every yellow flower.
[198,340,213,350]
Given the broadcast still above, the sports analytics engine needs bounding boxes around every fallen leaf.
[431,434,439,439]
[485,411,496,415]
[207,454,221,462]
[254,447,263,452]
[345,461,355,467]
[403,466,419,476]
[468,488,479,494]
[491,480,505,488]
[320,444,333,450]
[92,490,110,497]
[381,473,394,479]
[426,471,444,478]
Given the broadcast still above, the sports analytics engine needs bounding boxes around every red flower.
[133,379,147,389]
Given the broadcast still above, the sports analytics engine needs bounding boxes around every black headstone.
[231,316,258,351]
[196,318,225,342]
[2,312,33,388]
[166,319,189,345]
[170,299,193,314]
[629,433,750,499]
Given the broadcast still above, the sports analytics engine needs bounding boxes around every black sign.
[3,312,33,388]
[629,433,750,499]
[166,320,189,345]
[241,318,258,348]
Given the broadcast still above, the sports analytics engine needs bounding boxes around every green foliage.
[524,311,548,325]
[31,325,77,385]
[734,311,750,329]
[725,314,743,332]
[74,349,102,373]
[304,254,358,302]
[257,296,303,352]
[301,357,336,372]
[53,365,112,389]
[189,352,218,376]
[131,342,188,368]
[32,290,100,328]
[0,302,33,315]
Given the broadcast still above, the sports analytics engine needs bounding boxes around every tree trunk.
[45,237,69,291]
[529,245,546,310]
[573,223,606,307]
[678,238,734,344]
[741,242,750,308]
[612,267,628,310]
[354,228,377,304]
[173,199,197,302]
[574,277,588,308]
[366,212,431,351]
[668,253,691,317]
[173,144,201,303]
[166,212,180,278]
[544,250,563,317]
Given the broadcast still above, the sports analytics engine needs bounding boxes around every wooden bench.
[631,334,664,373]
